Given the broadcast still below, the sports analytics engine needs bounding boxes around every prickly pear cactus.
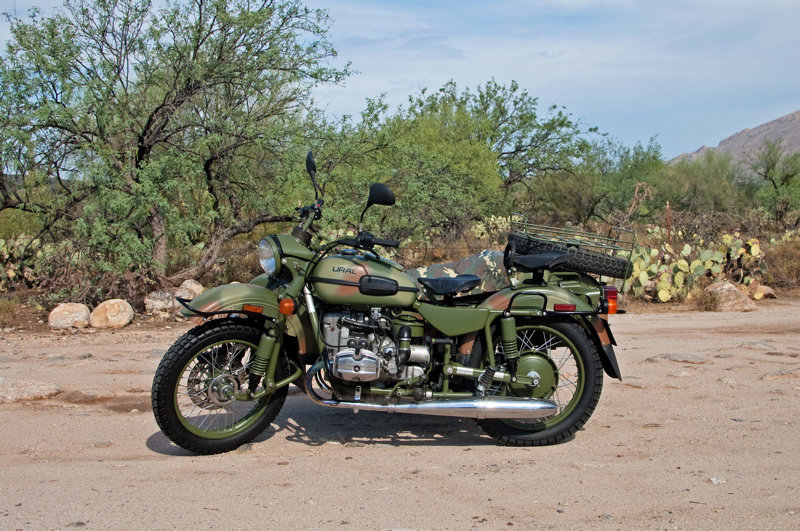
[0,236,40,292]
[625,230,767,303]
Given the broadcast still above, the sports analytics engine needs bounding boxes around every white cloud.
[3,0,799,157]
[307,0,800,156]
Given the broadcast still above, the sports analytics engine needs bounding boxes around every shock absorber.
[248,331,277,397]
[500,315,519,381]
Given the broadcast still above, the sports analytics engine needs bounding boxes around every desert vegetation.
[1,0,799,309]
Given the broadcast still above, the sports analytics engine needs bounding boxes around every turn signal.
[278,298,296,315]
[604,286,619,315]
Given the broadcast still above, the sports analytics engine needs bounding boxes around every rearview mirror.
[359,182,395,231]
[366,182,395,207]
[305,151,317,175]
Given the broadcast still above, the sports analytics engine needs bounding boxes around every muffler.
[304,363,557,420]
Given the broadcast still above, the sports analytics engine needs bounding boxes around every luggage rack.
[509,214,635,280]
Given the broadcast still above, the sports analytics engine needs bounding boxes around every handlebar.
[295,199,324,221]
[294,200,399,251]
[339,232,399,250]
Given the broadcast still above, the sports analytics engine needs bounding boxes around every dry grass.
[766,238,800,287]
[686,288,720,311]
[0,297,21,328]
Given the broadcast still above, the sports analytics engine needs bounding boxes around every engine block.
[331,349,381,382]
[321,310,429,384]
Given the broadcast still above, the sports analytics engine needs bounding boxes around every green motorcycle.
[151,152,633,454]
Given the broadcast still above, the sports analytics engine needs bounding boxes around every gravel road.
[1,297,798,529]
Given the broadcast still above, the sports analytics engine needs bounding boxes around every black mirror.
[359,183,395,231]
[305,151,316,175]
[366,182,395,207]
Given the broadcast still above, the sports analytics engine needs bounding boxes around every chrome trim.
[303,286,317,317]
[304,362,556,420]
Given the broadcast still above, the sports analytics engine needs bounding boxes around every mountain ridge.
[671,109,800,164]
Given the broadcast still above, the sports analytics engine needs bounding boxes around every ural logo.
[332,266,357,275]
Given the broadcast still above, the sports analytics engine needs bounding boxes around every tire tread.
[151,320,288,455]
[476,320,603,447]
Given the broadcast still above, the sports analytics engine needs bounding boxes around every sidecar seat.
[407,250,510,300]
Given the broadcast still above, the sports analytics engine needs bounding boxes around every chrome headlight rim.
[258,238,280,277]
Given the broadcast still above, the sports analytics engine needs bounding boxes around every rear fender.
[582,315,622,380]
[481,286,622,380]
[480,285,594,313]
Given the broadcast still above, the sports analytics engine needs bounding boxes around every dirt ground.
[1,296,798,530]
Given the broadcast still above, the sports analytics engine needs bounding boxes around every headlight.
[258,238,279,276]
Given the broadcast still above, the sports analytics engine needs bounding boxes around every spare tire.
[508,232,632,279]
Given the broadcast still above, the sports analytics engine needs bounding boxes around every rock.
[175,279,204,300]
[89,299,134,329]
[144,290,176,317]
[706,282,757,312]
[48,303,91,329]
[662,353,706,364]
[752,285,776,300]
[145,280,204,318]
[0,377,62,403]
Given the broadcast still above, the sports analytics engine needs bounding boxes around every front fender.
[180,283,281,322]
[179,283,319,357]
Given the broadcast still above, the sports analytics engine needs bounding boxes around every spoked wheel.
[474,320,603,446]
[151,319,289,454]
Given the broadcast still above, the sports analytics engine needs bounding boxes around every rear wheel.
[474,320,603,446]
[151,319,289,454]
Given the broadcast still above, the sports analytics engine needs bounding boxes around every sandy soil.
[1,297,798,530]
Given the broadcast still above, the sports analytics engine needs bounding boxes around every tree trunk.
[165,213,293,285]
[150,209,168,275]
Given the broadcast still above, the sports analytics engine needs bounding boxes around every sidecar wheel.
[473,320,603,446]
[151,319,288,455]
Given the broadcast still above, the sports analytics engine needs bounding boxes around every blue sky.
[3,0,799,158]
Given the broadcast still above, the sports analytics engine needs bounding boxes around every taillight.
[604,286,618,315]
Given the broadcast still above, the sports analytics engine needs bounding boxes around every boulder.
[706,281,757,312]
[89,299,134,329]
[145,280,205,318]
[144,290,176,317]
[175,279,204,301]
[752,285,777,300]
[48,303,91,329]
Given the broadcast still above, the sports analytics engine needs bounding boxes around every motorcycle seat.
[417,274,482,296]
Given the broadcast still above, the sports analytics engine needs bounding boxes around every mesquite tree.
[0,0,348,289]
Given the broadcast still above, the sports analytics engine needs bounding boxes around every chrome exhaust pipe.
[304,363,557,420]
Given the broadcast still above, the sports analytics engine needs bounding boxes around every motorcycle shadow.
[267,393,495,447]
[145,392,495,455]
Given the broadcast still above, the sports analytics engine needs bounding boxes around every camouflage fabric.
[407,249,510,297]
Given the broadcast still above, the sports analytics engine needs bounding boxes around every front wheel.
[151,319,289,454]
[474,320,603,446]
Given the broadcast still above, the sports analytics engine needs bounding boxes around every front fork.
[246,325,284,396]
[235,316,301,401]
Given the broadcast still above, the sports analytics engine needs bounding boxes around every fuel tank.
[309,251,418,307]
